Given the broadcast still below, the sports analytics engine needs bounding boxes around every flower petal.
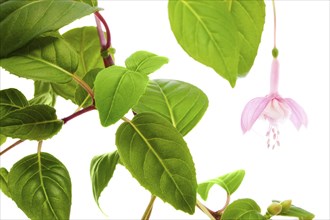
[284,98,308,129]
[241,96,272,133]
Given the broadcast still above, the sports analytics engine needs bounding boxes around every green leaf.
[0,167,11,198]
[168,1,265,87]
[125,51,169,75]
[198,170,245,200]
[0,0,98,57]
[8,152,72,220]
[75,0,98,7]
[116,112,197,214]
[30,81,56,106]
[90,151,119,210]
[0,35,78,83]
[0,105,63,141]
[0,88,29,118]
[222,198,265,220]
[94,66,149,126]
[75,68,101,108]
[63,26,104,79]
[276,201,315,220]
[0,134,6,146]
[133,79,208,136]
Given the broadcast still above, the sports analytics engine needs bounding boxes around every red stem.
[0,140,24,156]
[62,105,96,124]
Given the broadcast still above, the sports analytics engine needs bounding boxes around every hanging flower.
[241,58,308,148]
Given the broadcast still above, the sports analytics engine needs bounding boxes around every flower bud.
[280,200,292,213]
[267,202,282,215]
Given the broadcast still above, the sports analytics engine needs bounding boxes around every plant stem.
[196,200,217,220]
[62,105,96,124]
[37,140,43,153]
[0,139,24,156]
[94,11,114,67]
[141,195,156,220]
[217,193,230,213]
[272,0,277,49]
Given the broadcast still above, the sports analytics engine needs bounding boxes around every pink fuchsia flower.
[241,58,308,148]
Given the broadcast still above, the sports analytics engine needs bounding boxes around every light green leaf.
[0,167,11,198]
[30,81,56,106]
[274,200,315,220]
[116,112,197,214]
[0,88,29,118]
[125,51,169,75]
[198,170,245,200]
[0,0,98,57]
[168,1,265,87]
[133,79,208,136]
[0,35,78,83]
[90,151,119,210]
[94,66,149,126]
[0,134,6,146]
[8,152,72,220]
[75,68,101,108]
[0,105,63,141]
[232,1,265,76]
[75,0,98,7]
[222,198,265,220]
[63,26,104,79]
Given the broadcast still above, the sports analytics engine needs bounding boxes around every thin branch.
[196,200,218,220]
[217,193,230,214]
[0,140,24,156]
[62,105,96,124]
[71,74,95,104]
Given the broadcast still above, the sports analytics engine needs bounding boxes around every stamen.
[266,125,280,149]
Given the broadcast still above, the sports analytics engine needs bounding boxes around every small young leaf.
[0,167,11,198]
[116,112,197,214]
[125,51,169,75]
[222,198,265,220]
[0,134,6,146]
[0,88,29,118]
[94,66,149,126]
[0,0,98,57]
[75,68,101,108]
[63,26,104,79]
[31,81,56,107]
[90,151,120,210]
[8,152,72,220]
[0,35,79,83]
[198,170,245,200]
[133,79,208,136]
[0,105,63,140]
[275,200,315,219]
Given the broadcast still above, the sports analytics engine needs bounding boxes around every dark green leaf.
[8,152,72,220]
[94,66,149,126]
[222,198,265,220]
[133,79,208,136]
[198,170,245,200]
[90,151,119,210]
[0,105,63,140]
[63,26,104,79]
[75,68,101,108]
[0,167,11,198]
[0,0,98,57]
[116,112,197,214]
[0,134,6,146]
[125,51,169,75]
[168,1,265,87]
[0,88,29,118]
[0,35,78,83]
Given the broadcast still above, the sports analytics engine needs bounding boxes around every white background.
[0,1,329,219]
